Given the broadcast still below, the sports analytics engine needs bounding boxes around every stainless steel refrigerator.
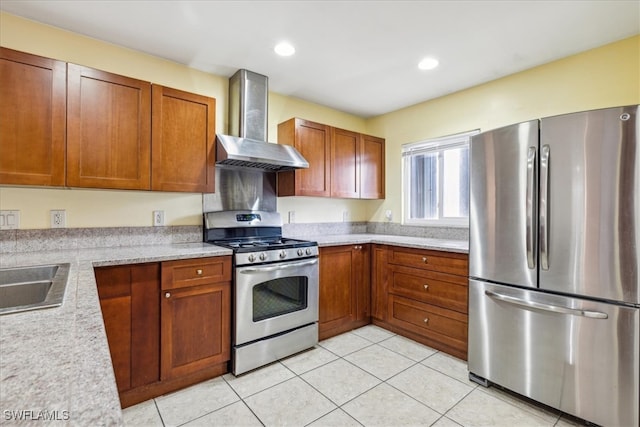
[468,105,639,427]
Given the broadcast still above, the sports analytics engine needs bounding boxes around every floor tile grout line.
[152,399,166,427]
[419,362,479,388]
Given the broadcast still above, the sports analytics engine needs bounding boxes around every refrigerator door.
[469,120,538,287]
[540,105,639,304]
[468,279,639,427]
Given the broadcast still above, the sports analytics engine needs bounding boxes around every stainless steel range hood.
[215,69,309,171]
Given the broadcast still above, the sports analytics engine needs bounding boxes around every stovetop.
[210,237,317,266]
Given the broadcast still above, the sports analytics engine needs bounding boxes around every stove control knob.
[248,254,256,263]
[306,248,313,255]
[297,249,304,256]
[279,250,287,259]
[259,252,267,261]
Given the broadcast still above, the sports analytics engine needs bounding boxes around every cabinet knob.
[423,317,429,324]
[165,292,171,299]
[354,245,362,250]
[423,284,429,291]
[196,269,203,275]
[422,257,428,263]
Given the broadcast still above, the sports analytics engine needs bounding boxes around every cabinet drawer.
[388,294,467,348]
[162,256,232,290]
[389,248,468,277]
[389,265,468,313]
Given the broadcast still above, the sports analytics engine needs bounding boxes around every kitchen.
[1,1,639,426]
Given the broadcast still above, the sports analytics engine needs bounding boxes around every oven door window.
[253,276,308,322]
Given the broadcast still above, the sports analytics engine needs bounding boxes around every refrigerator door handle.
[540,144,550,270]
[526,147,536,269]
[485,290,608,319]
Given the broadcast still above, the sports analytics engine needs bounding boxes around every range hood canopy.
[216,134,309,171]
[215,69,309,171]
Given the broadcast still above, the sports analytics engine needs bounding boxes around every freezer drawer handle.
[485,290,608,319]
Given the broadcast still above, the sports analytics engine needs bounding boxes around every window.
[402,130,478,227]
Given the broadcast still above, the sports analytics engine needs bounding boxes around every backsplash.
[0,226,202,254]
[282,221,467,241]
[282,222,368,237]
[366,222,469,241]
[1,222,468,254]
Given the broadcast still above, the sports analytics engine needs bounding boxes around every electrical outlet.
[385,209,393,221]
[288,211,295,224]
[342,210,350,222]
[153,210,165,226]
[50,210,66,228]
[0,210,20,230]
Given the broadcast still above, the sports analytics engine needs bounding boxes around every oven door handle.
[239,258,319,274]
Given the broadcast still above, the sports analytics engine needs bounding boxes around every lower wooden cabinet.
[95,263,160,393]
[160,258,231,380]
[370,245,469,360]
[96,256,231,408]
[319,244,370,340]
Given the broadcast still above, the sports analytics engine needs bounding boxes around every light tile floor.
[122,325,590,427]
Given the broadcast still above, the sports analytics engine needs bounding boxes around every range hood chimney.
[215,70,309,171]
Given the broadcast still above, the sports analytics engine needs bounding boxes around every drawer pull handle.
[422,257,428,263]
[423,317,429,324]
[196,269,203,275]
[165,292,171,299]
[423,284,429,290]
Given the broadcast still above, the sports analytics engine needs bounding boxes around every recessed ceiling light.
[274,42,295,57]
[418,57,439,70]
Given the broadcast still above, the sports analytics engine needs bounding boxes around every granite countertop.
[0,234,466,425]
[0,243,231,426]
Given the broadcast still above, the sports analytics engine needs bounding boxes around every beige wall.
[1,12,638,229]
[366,35,640,223]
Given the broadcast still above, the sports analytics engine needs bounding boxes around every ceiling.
[1,1,638,118]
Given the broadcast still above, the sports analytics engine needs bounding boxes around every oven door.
[235,257,319,345]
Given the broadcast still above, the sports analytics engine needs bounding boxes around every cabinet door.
[355,244,371,324]
[0,47,66,186]
[67,64,151,190]
[360,134,385,199]
[278,118,331,197]
[161,282,230,380]
[331,127,360,198]
[371,245,389,321]
[319,245,357,339]
[151,85,215,192]
[95,263,160,393]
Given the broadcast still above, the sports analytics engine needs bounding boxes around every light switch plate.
[0,210,20,230]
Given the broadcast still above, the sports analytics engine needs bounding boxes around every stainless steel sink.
[0,263,70,315]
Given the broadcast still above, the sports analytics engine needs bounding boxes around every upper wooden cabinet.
[331,127,360,198]
[278,118,331,197]
[277,117,385,199]
[151,85,215,193]
[0,47,66,186]
[67,64,152,190]
[360,134,385,199]
[1,48,217,193]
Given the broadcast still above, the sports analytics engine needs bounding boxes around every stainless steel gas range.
[204,210,319,376]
